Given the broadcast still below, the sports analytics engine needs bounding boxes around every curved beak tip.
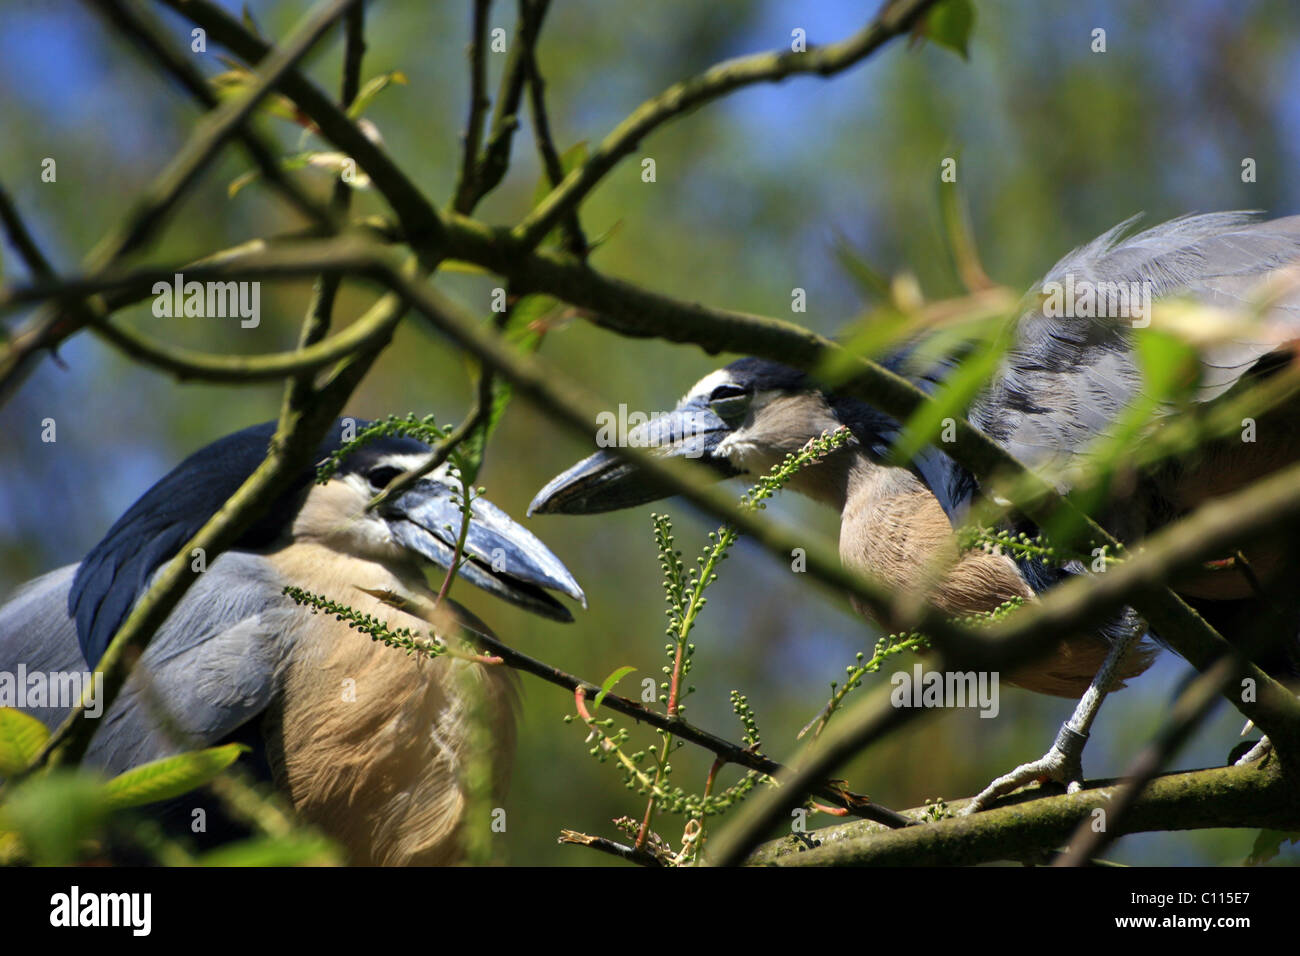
[529,403,739,516]
[385,479,587,621]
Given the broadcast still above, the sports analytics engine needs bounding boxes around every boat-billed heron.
[529,212,1300,811]
[0,419,584,864]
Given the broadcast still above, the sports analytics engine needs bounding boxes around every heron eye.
[367,466,403,489]
[708,383,748,402]
[707,383,751,423]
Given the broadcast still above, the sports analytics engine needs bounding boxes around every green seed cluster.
[960,526,1059,563]
[922,797,953,821]
[804,631,928,738]
[952,596,1027,628]
[730,690,762,751]
[314,413,453,483]
[959,525,1126,569]
[740,425,854,511]
[570,426,858,855]
[282,586,446,658]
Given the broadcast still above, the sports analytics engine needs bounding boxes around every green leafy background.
[1,0,1298,865]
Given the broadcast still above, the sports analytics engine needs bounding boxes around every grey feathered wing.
[0,552,300,776]
[971,212,1300,478]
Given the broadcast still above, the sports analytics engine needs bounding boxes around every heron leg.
[960,625,1143,815]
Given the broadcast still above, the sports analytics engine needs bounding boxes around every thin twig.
[472,0,552,206]
[522,20,587,255]
[513,0,941,248]
[0,0,361,402]
[358,585,910,826]
[558,830,663,867]
[44,243,395,382]
[452,0,494,213]
[0,184,55,279]
[157,0,443,247]
[290,0,368,410]
[86,0,335,232]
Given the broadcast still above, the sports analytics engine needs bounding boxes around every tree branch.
[0,0,360,401]
[746,759,1300,866]
[88,0,336,232]
[558,830,663,866]
[512,0,942,248]
[357,585,910,827]
[156,0,443,248]
[452,0,494,213]
[522,9,586,256]
[0,184,56,279]
[472,0,552,206]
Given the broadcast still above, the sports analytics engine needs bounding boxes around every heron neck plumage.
[837,451,1033,617]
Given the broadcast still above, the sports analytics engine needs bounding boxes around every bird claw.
[1234,736,1272,766]
[960,723,1088,815]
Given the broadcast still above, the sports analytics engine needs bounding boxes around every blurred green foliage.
[2,0,1299,865]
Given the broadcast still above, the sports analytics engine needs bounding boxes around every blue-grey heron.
[0,419,585,863]
[528,212,1300,812]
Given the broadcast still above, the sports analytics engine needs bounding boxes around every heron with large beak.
[530,212,1300,812]
[0,419,584,864]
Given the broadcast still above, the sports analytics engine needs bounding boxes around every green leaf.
[0,706,50,776]
[504,293,561,352]
[832,232,892,302]
[593,666,637,711]
[197,835,342,867]
[920,0,976,59]
[240,4,264,39]
[101,743,247,811]
[816,304,911,385]
[887,328,1009,467]
[347,71,409,120]
[455,373,513,486]
[209,69,300,123]
[1135,328,1201,399]
[456,293,560,480]
[440,259,491,275]
[0,770,109,865]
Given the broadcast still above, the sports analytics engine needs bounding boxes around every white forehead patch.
[334,452,454,497]
[679,368,739,406]
[377,452,448,476]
